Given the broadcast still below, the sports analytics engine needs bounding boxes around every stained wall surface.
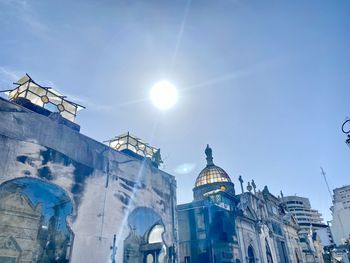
[0,98,177,263]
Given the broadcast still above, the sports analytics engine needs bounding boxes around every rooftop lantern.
[2,74,84,122]
[105,132,163,167]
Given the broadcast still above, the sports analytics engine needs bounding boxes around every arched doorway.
[123,207,167,263]
[0,178,73,263]
[248,245,256,263]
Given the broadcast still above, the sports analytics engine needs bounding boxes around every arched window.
[248,245,256,263]
[295,249,301,263]
[0,178,73,263]
[265,238,274,263]
[146,253,154,263]
[123,208,167,263]
[148,224,164,244]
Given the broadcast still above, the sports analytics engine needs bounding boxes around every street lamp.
[341,119,350,148]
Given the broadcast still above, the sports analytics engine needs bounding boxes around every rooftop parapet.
[2,74,84,122]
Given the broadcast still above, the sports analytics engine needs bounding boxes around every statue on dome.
[205,144,214,166]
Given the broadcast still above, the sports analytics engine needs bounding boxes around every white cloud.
[0,0,49,37]
[0,66,20,81]
[62,93,115,112]
[0,66,22,90]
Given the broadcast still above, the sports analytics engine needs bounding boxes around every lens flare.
[174,163,196,175]
[150,80,178,110]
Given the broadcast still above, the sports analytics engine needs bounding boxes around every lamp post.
[341,119,350,148]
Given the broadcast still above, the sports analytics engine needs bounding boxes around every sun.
[150,80,179,110]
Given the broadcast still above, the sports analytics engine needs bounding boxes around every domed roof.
[195,165,231,187]
[194,145,232,187]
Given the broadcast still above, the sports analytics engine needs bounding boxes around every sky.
[0,0,349,221]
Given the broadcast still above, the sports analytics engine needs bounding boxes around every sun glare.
[150,80,178,110]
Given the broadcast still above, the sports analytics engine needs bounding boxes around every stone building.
[177,145,306,263]
[0,188,42,262]
[0,75,177,263]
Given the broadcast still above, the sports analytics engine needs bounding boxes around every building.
[177,145,306,263]
[0,188,43,262]
[283,196,333,244]
[330,185,350,246]
[283,196,331,263]
[283,196,326,234]
[1,74,335,263]
[0,75,177,263]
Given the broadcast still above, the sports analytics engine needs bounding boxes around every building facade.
[177,145,306,263]
[0,75,177,263]
[0,189,43,262]
[330,185,350,246]
[284,195,336,263]
[283,196,326,234]
[284,197,323,226]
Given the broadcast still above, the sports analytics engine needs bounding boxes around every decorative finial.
[238,175,244,194]
[263,185,269,193]
[252,180,256,194]
[262,185,269,198]
[205,144,214,166]
[152,149,163,168]
[247,181,252,192]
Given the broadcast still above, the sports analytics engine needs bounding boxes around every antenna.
[321,167,332,201]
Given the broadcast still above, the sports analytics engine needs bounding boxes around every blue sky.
[1,0,349,221]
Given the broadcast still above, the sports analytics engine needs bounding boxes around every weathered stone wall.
[283,223,304,263]
[259,224,279,263]
[0,98,177,263]
[236,217,262,262]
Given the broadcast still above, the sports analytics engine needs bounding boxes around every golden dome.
[193,145,235,200]
[195,165,231,187]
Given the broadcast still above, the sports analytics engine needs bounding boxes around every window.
[265,239,273,263]
[248,245,256,263]
[148,224,164,244]
[0,178,73,263]
[123,208,167,263]
[279,241,289,263]
[146,253,154,263]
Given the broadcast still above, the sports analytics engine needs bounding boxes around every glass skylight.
[106,132,159,159]
[4,74,84,122]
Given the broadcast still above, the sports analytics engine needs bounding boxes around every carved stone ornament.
[0,236,21,252]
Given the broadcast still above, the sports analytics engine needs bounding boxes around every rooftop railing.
[2,74,84,122]
[105,132,162,166]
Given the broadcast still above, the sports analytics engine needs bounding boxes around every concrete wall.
[0,98,177,263]
[331,202,350,245]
